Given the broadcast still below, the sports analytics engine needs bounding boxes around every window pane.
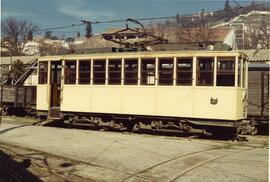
[93,60,106,85]
[79,61,90,84]
[65,60,76,84]
[141,58,155,85]
[158,58,173,85]
[38,61,48,84]
[197,57,214,86]
[108,59,122,85]
[217,57,235,86]
[124,59,138,85]
[177,58,193,86]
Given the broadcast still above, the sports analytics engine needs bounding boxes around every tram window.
[124,59,138,85]
[158,58,173,85]
[93,60,106,85]
[141,58,156,85]
[197,57,214,86]
[217,57,235,86]
[108,59,122,85]
[64,60,76,84]
[79,61,90,84]
[38,61,48,84]
[177,58,193,86]
[238,59,242,87]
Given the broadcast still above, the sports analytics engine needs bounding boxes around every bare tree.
[1,17,39,55]
[245,21,270,49]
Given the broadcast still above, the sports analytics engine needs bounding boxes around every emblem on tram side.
[210,97,218,105]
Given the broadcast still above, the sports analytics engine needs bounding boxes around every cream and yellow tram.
[37,50,248,134]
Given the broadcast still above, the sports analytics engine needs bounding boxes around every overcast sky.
[1,0,265,38]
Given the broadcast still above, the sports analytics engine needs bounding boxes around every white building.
[23,41,40,55]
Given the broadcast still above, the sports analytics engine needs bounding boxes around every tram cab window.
[108,59,122,85]
[217,57,235,86]
[79,60,90,84]
[38,61,48,84]
[141,58,156,85]
[93,60,106,85]
[177,58,193,86]
[65,60,76,84]
[124,59,138,85]
[197,57,214,86]
[158,58,173,85]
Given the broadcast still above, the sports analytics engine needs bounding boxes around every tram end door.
[49,61,62,119]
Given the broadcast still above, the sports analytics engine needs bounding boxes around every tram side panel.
[36,85,49,111]
[60,85,242,121]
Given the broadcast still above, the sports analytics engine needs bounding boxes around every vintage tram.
[36,50,248,134]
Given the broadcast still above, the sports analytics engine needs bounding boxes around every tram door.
[49,61,62,118]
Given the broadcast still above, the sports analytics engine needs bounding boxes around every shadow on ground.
[0,151,42,182]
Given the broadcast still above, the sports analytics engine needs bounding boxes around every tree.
[66,37,74,42]
[51,36,58,40]
[45,31,52,39]
[28,30,33,41]
[245,21,270,49]
[77,31,81,38]
[176,13,180,25]
[1,17,39,56]
[2,59,26,85]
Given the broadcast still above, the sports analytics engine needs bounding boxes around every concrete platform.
[0,123,268,182]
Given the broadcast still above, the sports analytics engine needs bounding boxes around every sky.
[1,0,268,38]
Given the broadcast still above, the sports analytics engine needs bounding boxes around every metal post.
[0,84,3,108]
[261,71,265,118]
[14,85,18,108]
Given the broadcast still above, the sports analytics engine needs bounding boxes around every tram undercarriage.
[44,111,239,136]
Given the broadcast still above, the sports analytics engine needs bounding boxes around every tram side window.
[124,59,138,85]
[93,60,106,85]
[177,58,193,86]
[141,58,156,85]
[197,57,214,86]
[108,59,122,85]
[158,58,173,85]
[65,60,76,84]
[217,57,235,86]
[38,61,48,84]
[79,61,90,84]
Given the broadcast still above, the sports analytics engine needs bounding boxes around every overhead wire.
[2,3,79,21]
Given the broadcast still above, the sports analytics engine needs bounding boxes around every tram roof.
[38,50,246,61]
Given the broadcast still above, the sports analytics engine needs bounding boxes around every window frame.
[38,61,48,84]
[124,58,138,85]
[141,58,156,85]
[64,60,77,84]
[196,57,214,86]
[176,57,193,86]
[79,60,91,84]
[158,58,174,86]
[108,59,122,85]
[93,59,106,85]
[216,57,236,87]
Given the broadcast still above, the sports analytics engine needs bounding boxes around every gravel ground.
[0,117,268,182]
